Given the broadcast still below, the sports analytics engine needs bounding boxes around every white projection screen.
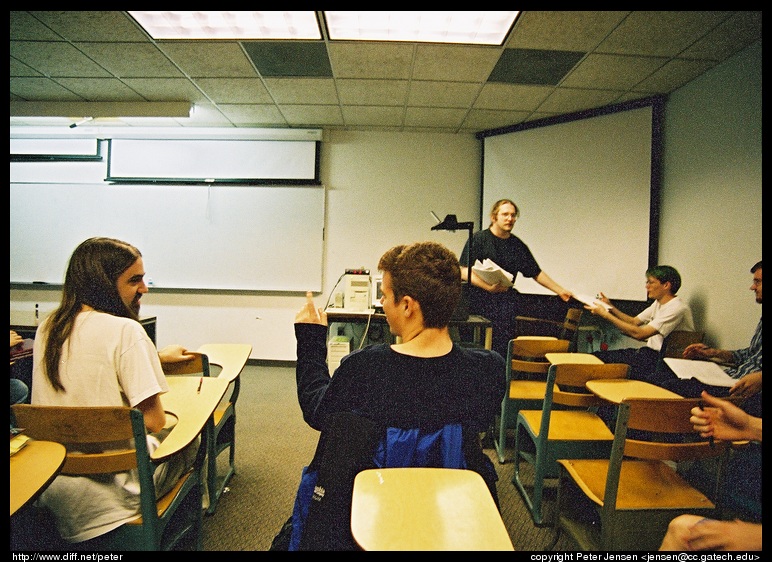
[479,100,661,303]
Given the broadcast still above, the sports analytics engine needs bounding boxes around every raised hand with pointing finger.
[295,291,327,326]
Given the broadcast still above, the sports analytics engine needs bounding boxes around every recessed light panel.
[129,11,321,40]
[325,11,519,45]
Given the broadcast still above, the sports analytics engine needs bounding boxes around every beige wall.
[659,40,762,350]
[10,41,761,359]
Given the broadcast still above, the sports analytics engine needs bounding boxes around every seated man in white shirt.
[585,265,694,384]
[31,237,199,546]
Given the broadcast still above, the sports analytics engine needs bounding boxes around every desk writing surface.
[585,379,682,404]
[351,468,514,551]
[11,439,66,516]
[196,343,252,385]
[515,336,558,341]
[154,376,228,462]
[545,352,604,365]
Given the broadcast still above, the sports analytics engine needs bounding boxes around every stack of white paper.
[573,293,612,311]
[663,358,736,387]
[472,259,514,288]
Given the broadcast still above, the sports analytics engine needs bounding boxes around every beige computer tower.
[327,335,351,373]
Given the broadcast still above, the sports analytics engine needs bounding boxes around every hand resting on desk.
[158,344,197,366]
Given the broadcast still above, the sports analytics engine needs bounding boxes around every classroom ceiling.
[9,11,762,134]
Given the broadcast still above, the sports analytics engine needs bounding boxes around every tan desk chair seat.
[559,458,714,510]
[555,397,730,551]
[519,410,614,440]
[494,337,571,464]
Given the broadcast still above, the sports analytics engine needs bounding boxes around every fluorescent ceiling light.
[128,11,518,45]
[325,11,519,45]
[129,11,321,40]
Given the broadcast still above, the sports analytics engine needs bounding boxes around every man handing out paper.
[459,199,573,359]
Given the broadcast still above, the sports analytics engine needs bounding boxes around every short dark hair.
[646,265,682,294]
[751,260,762,273]
[378,241,461,328]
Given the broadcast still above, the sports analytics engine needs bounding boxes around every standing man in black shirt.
[460,199,573,359]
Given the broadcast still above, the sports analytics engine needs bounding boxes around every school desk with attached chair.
[196,343,252,514]
[12,376,226,551]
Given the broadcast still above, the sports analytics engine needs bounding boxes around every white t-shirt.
[636,296,695,352]
[32,311,169,543]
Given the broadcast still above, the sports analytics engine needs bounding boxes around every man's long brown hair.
[43,237,141,392]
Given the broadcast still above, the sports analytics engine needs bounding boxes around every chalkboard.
[10,181,325,291]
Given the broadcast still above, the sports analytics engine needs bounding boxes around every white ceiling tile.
[263,78,339,104]
[337,79,409,106]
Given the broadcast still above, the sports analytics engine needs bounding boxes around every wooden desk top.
[197,343,252,384]
[546,352,604,365]
[154,376,228,462]
[351,468,514,551]
[585,379,682,404]
[11,439,66,516]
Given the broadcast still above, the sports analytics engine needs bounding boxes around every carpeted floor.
[201,362,575,551]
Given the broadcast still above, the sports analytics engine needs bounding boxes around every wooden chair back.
[11,403,204,550]
[513,307,583,350]
[509,338,570,379]
[13,405,140,475]
[661,330,705,359]
[619,397,730,462]
[511,337,570,363]
[549,362,630,408]
[558,307,583,341]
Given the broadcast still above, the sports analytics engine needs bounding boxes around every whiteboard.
[480,102,657,302]
[10,182,325,291]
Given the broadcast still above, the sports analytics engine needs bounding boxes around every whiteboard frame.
[106,138,320,184]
